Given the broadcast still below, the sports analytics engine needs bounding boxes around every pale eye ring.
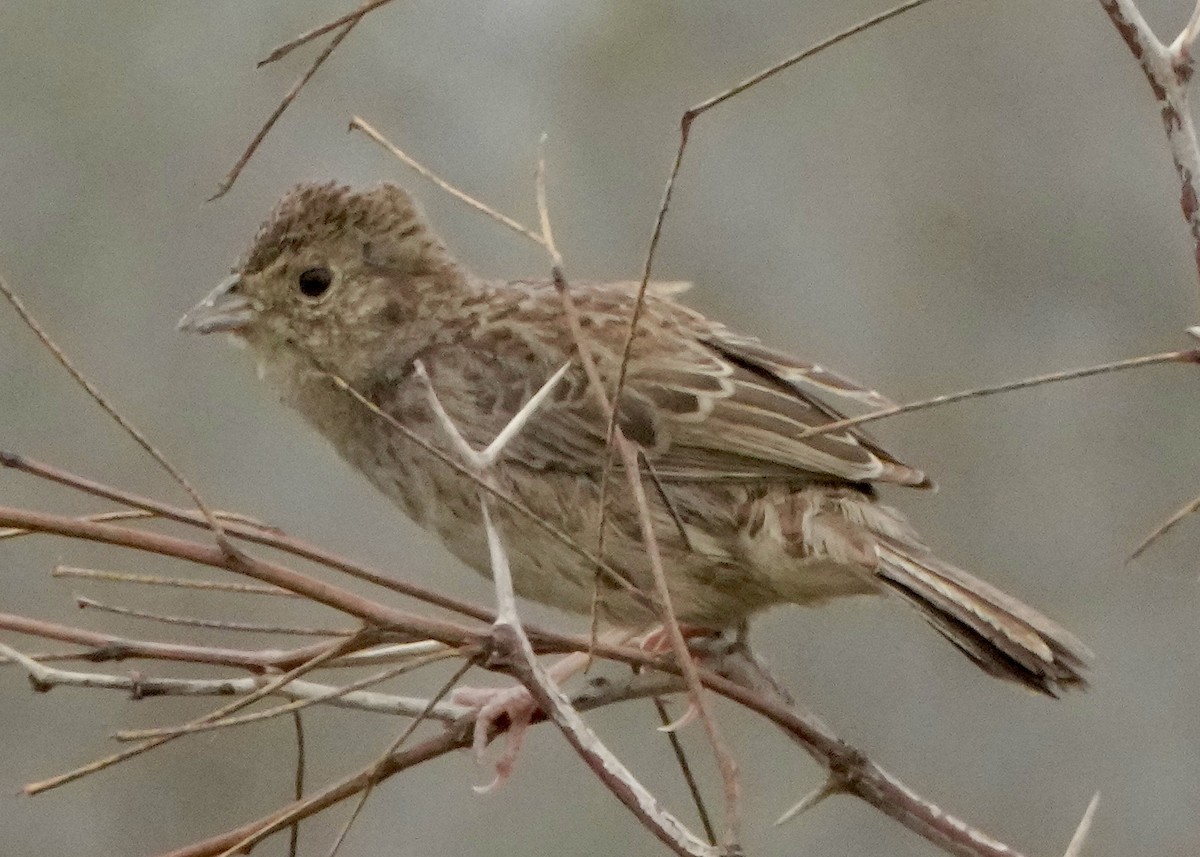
[297,266,333,299]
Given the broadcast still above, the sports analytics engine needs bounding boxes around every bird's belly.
[353,436,878,628]
[324,406,881,627]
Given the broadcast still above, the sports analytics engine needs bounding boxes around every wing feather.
[435,280,929,488]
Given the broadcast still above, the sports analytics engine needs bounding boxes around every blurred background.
[2,1,1199,854]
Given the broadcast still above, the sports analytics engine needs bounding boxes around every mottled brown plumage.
[179,182,1090,695]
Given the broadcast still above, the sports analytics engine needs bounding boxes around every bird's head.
[178,182,462,383]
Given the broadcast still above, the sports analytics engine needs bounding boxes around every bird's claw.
[453,684,540,792]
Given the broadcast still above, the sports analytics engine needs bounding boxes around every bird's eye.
[297,267,333,299]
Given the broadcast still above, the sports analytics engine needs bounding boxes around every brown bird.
[179,181,1089,696]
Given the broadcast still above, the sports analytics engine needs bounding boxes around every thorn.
[656,700,699,733]
[773,775,841,827]
[1061,792,1100,857]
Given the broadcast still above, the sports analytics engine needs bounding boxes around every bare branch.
[536,133,564,266]
[605,0,947,495]
[311,366,644,603]
[55,566,299,597]
[288,711,304,857]
[74,594,351,637]
[21,636,366,796]
[527,145,742,843]
[797,348,1200,441]
[3,450,493,621]
[258,0,399,66]
[652,697,718,846]
[350,116,549,249]
[0,505,486,643]
[414,358,718,855]
[113,647,458,741]
[0,509,260,542]
[0,273,231,546]
[211,15,360,200]
[323,656,475,857]
[1130,489,1200,559]
[1100,0,1200,285]
[0,611,335,671]
[0,640,468,719]
[479,501,717,857]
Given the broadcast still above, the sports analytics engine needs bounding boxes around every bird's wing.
[615,328,931,487]
[427,283,929,488]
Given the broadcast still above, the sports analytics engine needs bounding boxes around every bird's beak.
[177,275,254,335]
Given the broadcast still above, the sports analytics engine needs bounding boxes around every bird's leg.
[637,622,720,654]
[453,650,592,792]
[637,624,728,732]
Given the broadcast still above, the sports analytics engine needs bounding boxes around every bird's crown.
[240,181,429,274]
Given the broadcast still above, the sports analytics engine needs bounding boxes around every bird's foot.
[453,651,590,792]
[453,683,537,793]
[637,624,723,732]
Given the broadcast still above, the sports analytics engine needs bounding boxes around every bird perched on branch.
[179,181,1089,696]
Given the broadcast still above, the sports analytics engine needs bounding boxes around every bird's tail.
[875,541,1090,696]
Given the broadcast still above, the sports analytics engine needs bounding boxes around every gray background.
[1,1,1198,855]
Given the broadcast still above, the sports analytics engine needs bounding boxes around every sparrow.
[179,181,1089,695]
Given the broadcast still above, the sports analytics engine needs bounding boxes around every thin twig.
[4,450,492,621]
[0,649,101,666]
[74,595,350,637]
[21,635,365,795]
[0,611,336,671]
[653,696,717,846]
[613,434,741,848]
[323,657,475,857]
[535,133,564,266]
[416,357,716,855]
[288,711,305,857]
[1130,489,1200,560]
[114,647,456,741]
[211,16,360,200]
[314,366,642,602]
[797,348,1200,440]
[0,273,231,547]
[350,116,548,248]
[541,138,741,844]
[55,565,299,597]
[0,505,484,641]
[480,500,717,857]
[258,0,399,66]
[3,509,164,541]
[0,645,470,720]
[590,16,959,830]
[1,508,277,541]
[604,0,945,502]
[537,145,743,843]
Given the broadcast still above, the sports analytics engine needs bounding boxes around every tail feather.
[875,542,1090,696]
